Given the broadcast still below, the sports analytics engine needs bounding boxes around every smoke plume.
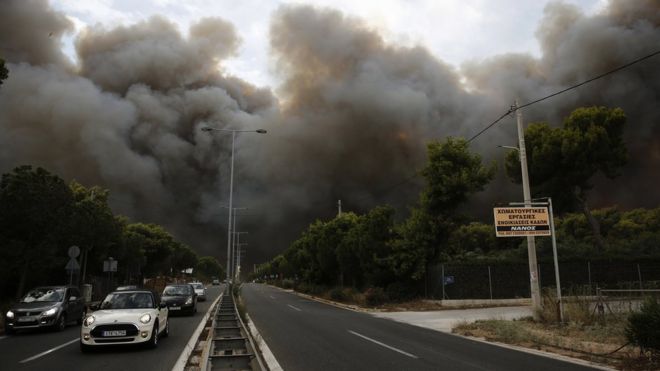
[1,0,659,266]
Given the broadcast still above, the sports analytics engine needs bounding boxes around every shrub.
[329,287,347,302]
[281,279,294,289]
[364,287,387,307]
[626,297,660,354]
[386,282,413,303]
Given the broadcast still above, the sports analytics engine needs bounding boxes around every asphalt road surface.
[242,283,598,371]
[0,284,223,371]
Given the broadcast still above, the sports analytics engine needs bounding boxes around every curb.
[246,312,283,371]
[267,284,613,370]
[172,292,222,371]
[451,333,616,371]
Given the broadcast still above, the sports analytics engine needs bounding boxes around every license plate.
[103,330,126,337]
[169,306,180,310]
[18,316,35,322]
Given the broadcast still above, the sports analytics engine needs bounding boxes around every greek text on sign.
[493,207,551,237]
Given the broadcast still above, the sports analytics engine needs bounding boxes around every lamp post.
[201,126,266,282]
[234,232,248,281]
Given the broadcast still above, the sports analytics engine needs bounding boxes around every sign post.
[65,246,81,285]
[495,200,564,323]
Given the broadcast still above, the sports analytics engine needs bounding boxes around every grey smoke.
[1,0,659,267]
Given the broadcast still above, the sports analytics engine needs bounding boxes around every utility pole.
[514,101,542,315]
[338,199,342,216]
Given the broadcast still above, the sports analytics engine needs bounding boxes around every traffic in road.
[242,283,597,371]
[0,285,223,371]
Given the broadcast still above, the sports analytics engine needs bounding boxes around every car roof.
[30,286,73,290]
[109,289,155,295]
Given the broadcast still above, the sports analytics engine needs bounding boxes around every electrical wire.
[327,49,660,211]
[467,49,660,143]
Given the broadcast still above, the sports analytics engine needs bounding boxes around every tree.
[123,223,175,276]
[392,138,496,282]
[350,206,396,287]
[0,166,75,298]
[171,242,198,275]
[0,58,7,86]
[505,106,627,250]
[68,182,122,282]
[196,256,224,281]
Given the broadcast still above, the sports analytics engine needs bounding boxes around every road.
[0,285,223,371]
[242,283,598,371]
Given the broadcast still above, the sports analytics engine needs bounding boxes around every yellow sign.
[493,207,551,237]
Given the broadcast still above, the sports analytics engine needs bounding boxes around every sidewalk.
[371,306,533,332]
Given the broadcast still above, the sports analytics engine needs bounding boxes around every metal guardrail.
[206,285,266,371]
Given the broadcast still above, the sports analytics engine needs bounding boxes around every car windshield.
[100,292,154,309]
[21,288,65,303]
[163,286,191,296]
[192,283,204,290]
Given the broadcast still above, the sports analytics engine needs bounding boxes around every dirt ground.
[453,318,658,370]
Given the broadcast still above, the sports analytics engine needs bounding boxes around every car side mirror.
[159,302,167,309]
[89,303,99,311]
[69,296,77,302]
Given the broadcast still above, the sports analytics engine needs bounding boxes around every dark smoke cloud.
[1,0,659,268]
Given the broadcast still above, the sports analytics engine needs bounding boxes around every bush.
[364,287,387,307]
[280,279,294,289]
[329,287,347,302]
[626,297,660,354]
[386,282,413,303]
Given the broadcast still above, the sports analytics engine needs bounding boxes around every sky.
[3,0,658,267]
[51,0,606,89]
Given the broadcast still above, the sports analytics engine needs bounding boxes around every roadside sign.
[103,258,118,272]
[68,245,80,258]
[65,258,80,271]
[494,207,551,237]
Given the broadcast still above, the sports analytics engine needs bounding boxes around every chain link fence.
[423,260,660,300]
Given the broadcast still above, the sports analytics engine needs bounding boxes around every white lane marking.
[287,304,302,312]
[348,330,418,359]
[19,338,79,363]
[269,295,276,299]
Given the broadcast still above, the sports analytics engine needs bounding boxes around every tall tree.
[505,106,627,250]
[0,166,75,298]
[392,138,496,281]
[196,256,225,281]
[68,182,122,282]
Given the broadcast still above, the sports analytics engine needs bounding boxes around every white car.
[80,289,169,352]
[191,282,206,301]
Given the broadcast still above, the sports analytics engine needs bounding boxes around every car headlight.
[6,310,14,319]
[43,307,58,316]
[185,297,193,305]
[139,313,151,324]
[83,315,95,327]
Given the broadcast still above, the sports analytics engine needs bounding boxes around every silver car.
[190,283,206,301]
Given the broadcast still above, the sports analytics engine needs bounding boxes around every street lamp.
[201,126,266,282]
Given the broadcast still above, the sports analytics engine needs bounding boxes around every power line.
[467,49,660,143]
[326,49,660,212]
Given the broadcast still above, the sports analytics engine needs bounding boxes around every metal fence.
[423,260,660,300]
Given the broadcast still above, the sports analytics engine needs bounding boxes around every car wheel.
[80,340,92,353]
[162,319,169,338]
[54,313,66,331]
[147,322,159,348]
[76,313,83,326]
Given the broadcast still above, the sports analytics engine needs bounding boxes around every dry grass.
[453,317,658,370]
